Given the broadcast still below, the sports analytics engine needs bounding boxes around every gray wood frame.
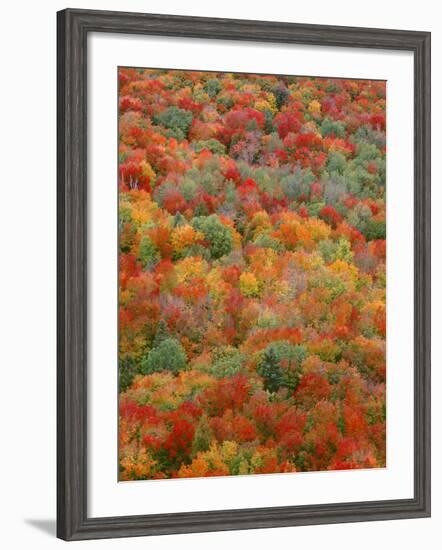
[57,8,431,541]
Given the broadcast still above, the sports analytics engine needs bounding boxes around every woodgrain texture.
[57,8,431,541]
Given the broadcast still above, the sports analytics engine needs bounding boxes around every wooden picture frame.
[57,8,431,541]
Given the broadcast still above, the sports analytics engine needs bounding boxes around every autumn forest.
[118,67,386,480]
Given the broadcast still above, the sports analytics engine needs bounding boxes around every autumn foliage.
[118,68,386,480]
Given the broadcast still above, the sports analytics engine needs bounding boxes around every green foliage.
[317,273,347,304]
[204,78,222,98]
[323,177,347,205]
[263,110,275,134]
[181,243,212,261]
[253,232,283,251]
[141,337,187,375]
[306,201,326,217]
[335,238,354,262]
[154,106,193,139]
[280,168,315,200]
[352,125,386,148]
[192,139,226,155]
[257,341,307,393]
[272,85,289,109]
[192,415,213,455]
[118,68,387,480]
[216,95,234,110]
[119,206,132,224]
[347,203,373,233]
[139,235,159,268]
[153,319,170,347]
[364,219,386,240]
[318,239,337,263]
[210,346,245,378]
[326,151,347,175]
[192,214,233,259]
[321,118,346,138]
[355,142,382,162]
[173,212,187,227]
[180,178,199,201]
[119,356,139,392]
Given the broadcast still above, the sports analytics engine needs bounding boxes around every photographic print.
[118,67,387,481]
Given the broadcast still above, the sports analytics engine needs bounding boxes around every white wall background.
[0,0,439,548]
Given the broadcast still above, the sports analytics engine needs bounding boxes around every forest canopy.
[118,68,386,480]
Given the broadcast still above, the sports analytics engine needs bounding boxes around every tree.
[257,341,307,393]
[192,214,233,259]
[154,106,193,139]
[139,235,159,268]
[118,356,139,392]
[257,346,283,393]
[153,319,169,347]
[192,415,213,455]
[141,337,187,375]
[210,346,245,378]
[118,67,387,479]
[204,78,222,98]
[239,272,260,297]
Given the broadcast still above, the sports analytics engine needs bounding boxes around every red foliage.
[274,112,303,139]
[198,374,252,416]
[163,419,195,459]
[117,68,386,480]
[319,205,343,228]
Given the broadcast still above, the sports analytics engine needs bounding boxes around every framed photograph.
[57,8,431,541]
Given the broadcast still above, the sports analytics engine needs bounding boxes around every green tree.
[364,219,386,240]
[154,106,193,139]
[204,78,222,98]
[192,415,213,455]
[210,346,245,378]
[192,214,233,259]
[139,235,159,268]
[334,238,354,262]
[141,337,187,375]
[272,84,289,109]
[173,212,187,227]
[257,346,283,393]
[257,341,307,393]
[192,139,226,155]
[153,319,170,347]
[321,117,346,138]
[118,356,138,391]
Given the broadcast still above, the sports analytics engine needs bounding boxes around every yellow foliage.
[240,272,260,297]
[119,448,157,480]
[139,160,156,185]
[271,278,292,299]
[171,225,204,254]
[177,441,240,478]
[249,210,272,239]
[266,93,278,114]
[308,99,321,114]
[273,214,316,251]
[127,191,162,227]
[249,247,278,270]
[175,256,208,283]
[220,440,239,462]
[206,267,229,302]
[231,227,242,249]
[130,207,150,226]
[255,93,277,115]
[177,456,210,478]
[329,259,359,283]
[305,218,332,242]
[291,250,324,271]
[254,99,272,113]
